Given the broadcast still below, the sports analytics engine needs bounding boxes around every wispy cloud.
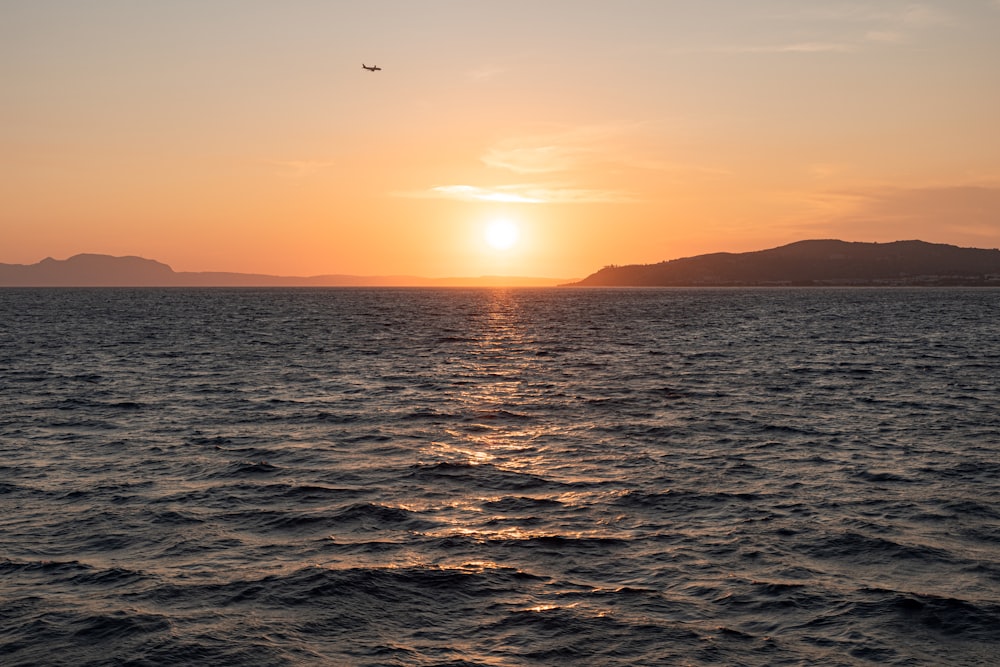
[481,144,590,174]
[395,122,723,204]
[427,185,544,204]
[396,183,636,205]
[701,3,955,55]
[720,42,858,54]
[806,184,1000,241]
[480,124,721,176]
[480,126,625,174]
[782,3,952,27]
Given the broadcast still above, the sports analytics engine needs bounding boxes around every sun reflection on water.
[406,289,599,561]
[441,289,559,473]
[427,440,495,465]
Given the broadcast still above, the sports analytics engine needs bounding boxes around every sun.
[484,218,520,251]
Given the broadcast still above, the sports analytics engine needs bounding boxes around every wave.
[4,287,1000,665]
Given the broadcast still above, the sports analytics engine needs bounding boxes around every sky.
[3,0,1000,280]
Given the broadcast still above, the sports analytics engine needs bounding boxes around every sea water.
[1,287,998,666]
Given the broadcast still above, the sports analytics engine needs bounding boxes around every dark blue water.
[1,287,999,666]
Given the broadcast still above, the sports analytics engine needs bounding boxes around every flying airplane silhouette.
[362,64,381,71]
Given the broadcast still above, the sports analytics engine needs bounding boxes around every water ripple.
[1,287,999,665]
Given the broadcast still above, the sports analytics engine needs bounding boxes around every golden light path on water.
[317,290,617,622]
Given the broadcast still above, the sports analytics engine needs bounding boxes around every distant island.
[568,240,1000,287]
[0,254,567,287]
[5,240,1000,288]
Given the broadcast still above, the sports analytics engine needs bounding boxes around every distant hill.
[568,240,1000,287]
[0,254,566,287]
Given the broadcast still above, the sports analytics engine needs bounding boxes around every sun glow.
[484,218,520,251]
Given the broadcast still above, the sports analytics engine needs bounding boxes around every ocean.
[1,287,998,666]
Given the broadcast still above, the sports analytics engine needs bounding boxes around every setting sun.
[484,219,520,251]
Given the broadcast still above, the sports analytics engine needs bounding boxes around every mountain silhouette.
[0,254,565,287]
[568,240,1000,287]
[5,241,1000,287]
[0,254,176,286]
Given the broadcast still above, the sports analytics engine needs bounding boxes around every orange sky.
[3,1,1000,280]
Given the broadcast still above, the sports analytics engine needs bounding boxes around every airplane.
[362,64,381,71]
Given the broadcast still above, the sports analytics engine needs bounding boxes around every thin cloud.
[481,126,623,174]
[429,185,543,204]
[391,125,645,204]
[779,4,951,27]
[896,4,952,26]
[806,184,1000,241]
[707,3,956,55]
[723,42,858,53]
[396,184,636,204]
[481,144,588,174]
[627,158,731,176]
[404,124,720,205]
[481,123,705,176]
